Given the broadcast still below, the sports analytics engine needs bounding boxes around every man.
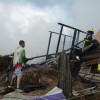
[73,29,94,77]
[93,30,100,72]
[82,29,94,49]
[2,53,14,83]
[8,40,33,92]
[75,29,94,60]
[82,29,100,72]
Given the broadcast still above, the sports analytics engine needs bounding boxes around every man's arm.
[26,57,33,60]
[20,50,33,66]
[25,57,33,63]
[2,53,14,57]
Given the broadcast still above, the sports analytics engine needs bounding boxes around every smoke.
[0,0,100,64]
[71,0,100,33]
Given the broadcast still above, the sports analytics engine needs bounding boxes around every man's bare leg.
[10,76,15,86]
[17,77,21,89]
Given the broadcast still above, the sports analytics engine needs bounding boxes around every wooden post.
[58,51,72,99]
[63,54,72,99]
[56,25,63,53]
[46,32,52,56]
[57,52,65,89]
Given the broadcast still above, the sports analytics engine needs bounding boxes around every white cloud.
[0,1,73,63]
[0,3,71,37]
[1,4,51,36]
[71,0,100,33]
[1,0,99,64]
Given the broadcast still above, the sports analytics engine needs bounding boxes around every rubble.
[0,87,14,94]
[2,92,26,100]
[0,67,58,99]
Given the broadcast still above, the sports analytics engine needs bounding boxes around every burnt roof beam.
[58,23,87,34]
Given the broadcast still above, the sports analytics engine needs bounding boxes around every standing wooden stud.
[63,54,72,99]
[58,51,72,99]
[58,52,65,89]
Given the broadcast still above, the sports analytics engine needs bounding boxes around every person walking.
[8,40,33,92]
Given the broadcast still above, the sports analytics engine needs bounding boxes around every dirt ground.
[0,67,59,99]
[1,67,100,100]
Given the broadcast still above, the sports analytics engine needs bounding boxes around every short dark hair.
[19,40,25,45]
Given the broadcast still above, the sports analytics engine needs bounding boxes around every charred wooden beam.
[58,23,87,34]
[81,53,100,61]
[81,59,98,66]
[58,51,72,99]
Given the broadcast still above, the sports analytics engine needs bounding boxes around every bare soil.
[0,67,58,99]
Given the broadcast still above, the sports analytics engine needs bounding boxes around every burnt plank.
[81,53,100,61]
[81,59,98,66]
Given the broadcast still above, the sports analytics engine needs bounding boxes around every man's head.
[87,29,94,34]
[19,40,25,48]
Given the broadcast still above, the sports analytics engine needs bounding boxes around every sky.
[0,0,100,64]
